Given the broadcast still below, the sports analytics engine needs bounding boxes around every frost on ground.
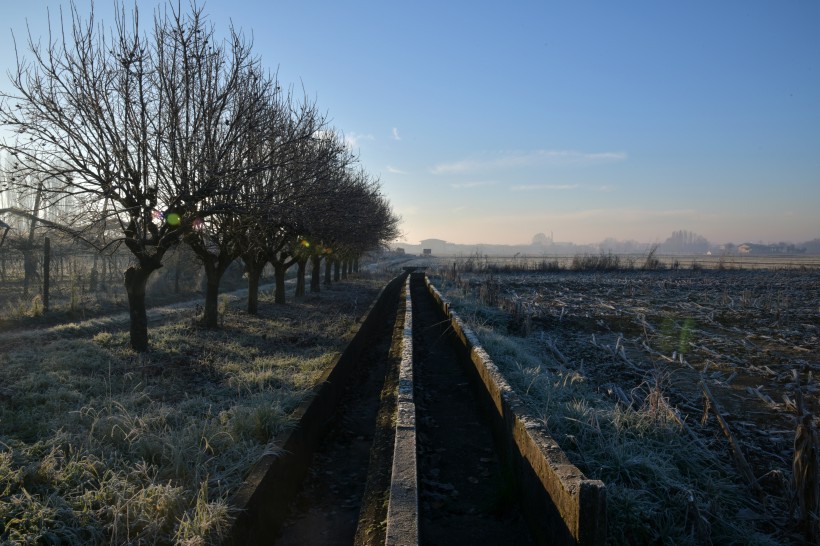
[431,267,819,546]
[0,277,386,545]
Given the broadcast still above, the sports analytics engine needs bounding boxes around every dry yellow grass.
[0,276,387,545]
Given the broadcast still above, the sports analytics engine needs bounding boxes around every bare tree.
[0,161,47,294]
[152,7,280,328]
[308,167,399,283]
[233,92,326,311]
[0,2,263,350]
[2,2,400,337]
[236,122,344,308]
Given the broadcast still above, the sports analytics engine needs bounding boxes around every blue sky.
[2,1,818,245]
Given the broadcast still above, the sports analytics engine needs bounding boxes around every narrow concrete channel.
[246,271,539,545]
[410,273,535,545]
[273,282,404,545]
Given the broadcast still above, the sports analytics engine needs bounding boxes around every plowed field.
[432,267,819,544]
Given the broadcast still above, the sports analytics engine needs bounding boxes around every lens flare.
[166,212,181,226]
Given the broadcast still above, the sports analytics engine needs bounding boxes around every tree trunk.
[124,263,158,352]
[310,254,321,293]
[295,259,306,297]
[43,237,50,313]
[324,257,332,286]
[90,254,99,292]
[203,275,220,327]
[273,262,287,304]
[23,251,37,297]
[334,259,340,282]
[100,254,107,291]
[201,256,232,328]
[109,255,117,285]
[174,251,182,294]
[341,259,348,280]
[246,262,263,314]
[24,179,44,298]
[353,257,359,273]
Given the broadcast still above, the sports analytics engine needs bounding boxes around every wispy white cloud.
[391,127,401,141]
[386,165,408,175]
[344,132,375,149]
[431,149,627,175]
[510,183,579,191]
[450,180,496,189]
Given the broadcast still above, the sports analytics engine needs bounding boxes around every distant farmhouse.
[419,239,449,255]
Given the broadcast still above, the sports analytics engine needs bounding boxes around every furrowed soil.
[431,266,819,545]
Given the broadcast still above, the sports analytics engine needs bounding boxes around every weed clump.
[571,252,622,271]
[27,295,44,317]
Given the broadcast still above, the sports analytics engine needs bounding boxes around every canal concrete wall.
[425,276,606,546]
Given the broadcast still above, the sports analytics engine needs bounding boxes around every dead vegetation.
[431,265,819,545]
[0,276,387,544]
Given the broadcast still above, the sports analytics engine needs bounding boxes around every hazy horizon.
[392,231,817,249]
[2,1,818,247]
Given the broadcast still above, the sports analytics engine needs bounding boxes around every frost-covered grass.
[0,277,385,545]
[431,274,786,546]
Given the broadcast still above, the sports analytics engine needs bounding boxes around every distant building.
[423,248,432,256]
[419,238,448,255]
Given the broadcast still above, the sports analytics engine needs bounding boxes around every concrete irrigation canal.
[224,271,606,546]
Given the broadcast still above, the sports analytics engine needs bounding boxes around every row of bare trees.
[0,2,399,351]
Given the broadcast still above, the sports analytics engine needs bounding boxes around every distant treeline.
[393,231,820,257]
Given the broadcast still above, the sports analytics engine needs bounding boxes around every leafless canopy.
[0,1,400,348]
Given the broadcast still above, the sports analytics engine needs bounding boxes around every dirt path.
[0,282,278,351]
